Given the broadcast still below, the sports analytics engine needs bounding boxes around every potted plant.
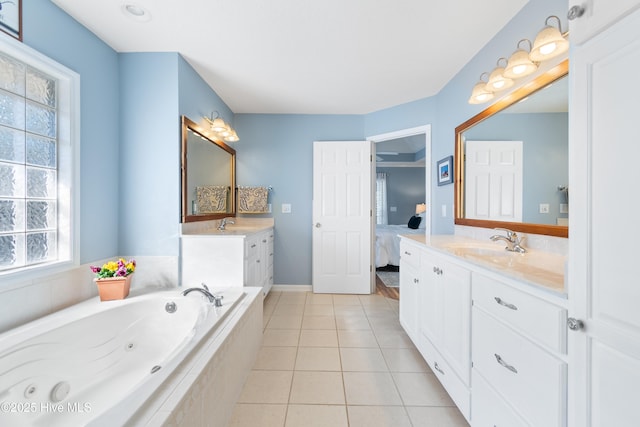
[90,258,136,301]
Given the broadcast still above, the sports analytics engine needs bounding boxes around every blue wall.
[23,0,120,263]
[234,114,364,285]
[376,167,427,225]
[21,0,564,285]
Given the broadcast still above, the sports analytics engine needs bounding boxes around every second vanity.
[180,218,274,296]
[399,233,567,427]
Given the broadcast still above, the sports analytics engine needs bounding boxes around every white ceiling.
[52,0,528,114]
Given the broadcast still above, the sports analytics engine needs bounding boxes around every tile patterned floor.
[229,291,469,427]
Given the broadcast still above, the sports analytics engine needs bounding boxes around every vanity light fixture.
[529,16,569,62]
[468,15,568,104]
[468,73,495,105]
[204,112,240,143]
[485,58,515,92]
[503,39,538,79]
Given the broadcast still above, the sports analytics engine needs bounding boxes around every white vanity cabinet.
[245,229,274,295]
[569,5,640,426]
[399,239,421,341]
[471,273,567,427]
[567,0,640,45]
[181,227,274,296]
[418,249,471,420]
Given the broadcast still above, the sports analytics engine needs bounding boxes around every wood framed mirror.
[454,59,568,238]
[181,116,236,223]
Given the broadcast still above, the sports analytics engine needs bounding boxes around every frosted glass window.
[0,50,59,272]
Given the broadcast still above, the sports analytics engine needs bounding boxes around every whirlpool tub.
[0,286,261,426]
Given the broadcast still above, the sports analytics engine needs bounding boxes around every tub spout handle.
[212,294,224,307]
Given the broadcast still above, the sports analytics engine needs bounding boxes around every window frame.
[0,35,80,285]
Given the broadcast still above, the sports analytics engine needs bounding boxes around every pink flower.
[90,266,101,274]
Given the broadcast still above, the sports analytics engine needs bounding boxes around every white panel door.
[465,140,523,222]
[312,141,373,294]
[569,8,640,427]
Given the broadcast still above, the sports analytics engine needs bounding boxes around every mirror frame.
[454,59,569,238]
[181,115,236,223]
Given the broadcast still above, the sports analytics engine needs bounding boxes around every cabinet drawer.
[471,369,528,427]
[421,335,470,422]
[472,273,566,353]
[473,308,567,427]
[399,240,420,269]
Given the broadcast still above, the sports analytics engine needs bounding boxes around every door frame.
[367,125,432,237]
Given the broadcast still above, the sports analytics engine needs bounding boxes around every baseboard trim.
[271,284,312,292]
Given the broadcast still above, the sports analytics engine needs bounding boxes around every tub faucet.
[490,228,527,253]
[217,218,235,230]
[183,283,224,306]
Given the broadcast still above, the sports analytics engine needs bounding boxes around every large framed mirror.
[181,116,236,223]
[454,60,568,238]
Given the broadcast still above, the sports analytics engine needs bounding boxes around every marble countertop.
[402,234,566,297]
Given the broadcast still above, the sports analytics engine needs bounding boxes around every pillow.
[408,215,422,229]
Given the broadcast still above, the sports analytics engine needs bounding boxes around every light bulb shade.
[210,117,229,133]
[504,49,538,79]
[415,203,426,215]
[530,25,569,62]
[468,81,495,104]
[224,130,239,142]
[485,66,514,92]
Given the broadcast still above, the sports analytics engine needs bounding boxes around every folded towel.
[196,186,229,213]
[237,186,269,213]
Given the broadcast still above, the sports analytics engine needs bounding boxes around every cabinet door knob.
[567,317,585,331]
[315,222,322,228]
[567,4,586,20]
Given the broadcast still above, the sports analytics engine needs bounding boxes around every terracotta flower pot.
[94,274,132,301]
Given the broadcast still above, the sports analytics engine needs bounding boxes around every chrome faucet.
[217,217,235,230]
[490,228,526,253]
[182,283,224,306]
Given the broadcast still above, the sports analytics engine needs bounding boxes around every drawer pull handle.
[262,239,267,243]
[434,362,445,375]
[494,353,518,374]
[494,297,518,311]
[251,244,257,248]
[413,278,419,284]
[432,266,443,275]
[404,251,411,256]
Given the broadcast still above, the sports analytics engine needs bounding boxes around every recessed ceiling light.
[122,4,152,22]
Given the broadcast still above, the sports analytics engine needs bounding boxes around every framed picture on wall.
[437,156,453,186]
[0,0,22,41]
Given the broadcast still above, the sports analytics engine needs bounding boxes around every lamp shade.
[210,118,228,133]
[468,80,494,104]
[530,17,569,62]
[504,48,538,79]
[415,203,426,215]
[485,63,514,92]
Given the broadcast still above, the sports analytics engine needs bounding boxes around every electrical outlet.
[441,204,447,217]
[539,203,550,214]
[560,203,568,214]
[267,203,272,213]
[390,206,397,212]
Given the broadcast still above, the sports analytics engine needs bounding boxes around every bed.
[375,224,425,268]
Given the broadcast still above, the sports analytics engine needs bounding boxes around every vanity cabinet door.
[399,240,421,341]
[568,0,640,45]
[419,251,471,385]
[569,8,640,427]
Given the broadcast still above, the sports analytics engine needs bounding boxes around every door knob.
[567,317,585,331]
[315,223,322,228]
[567,4,585,20]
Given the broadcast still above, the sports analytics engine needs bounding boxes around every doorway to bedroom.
[367,126,431,299]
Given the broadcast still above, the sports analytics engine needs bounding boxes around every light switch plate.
[390,206,397,212]
[539,203,550,214]
[441,204,447,217]
[282,203,291,213]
